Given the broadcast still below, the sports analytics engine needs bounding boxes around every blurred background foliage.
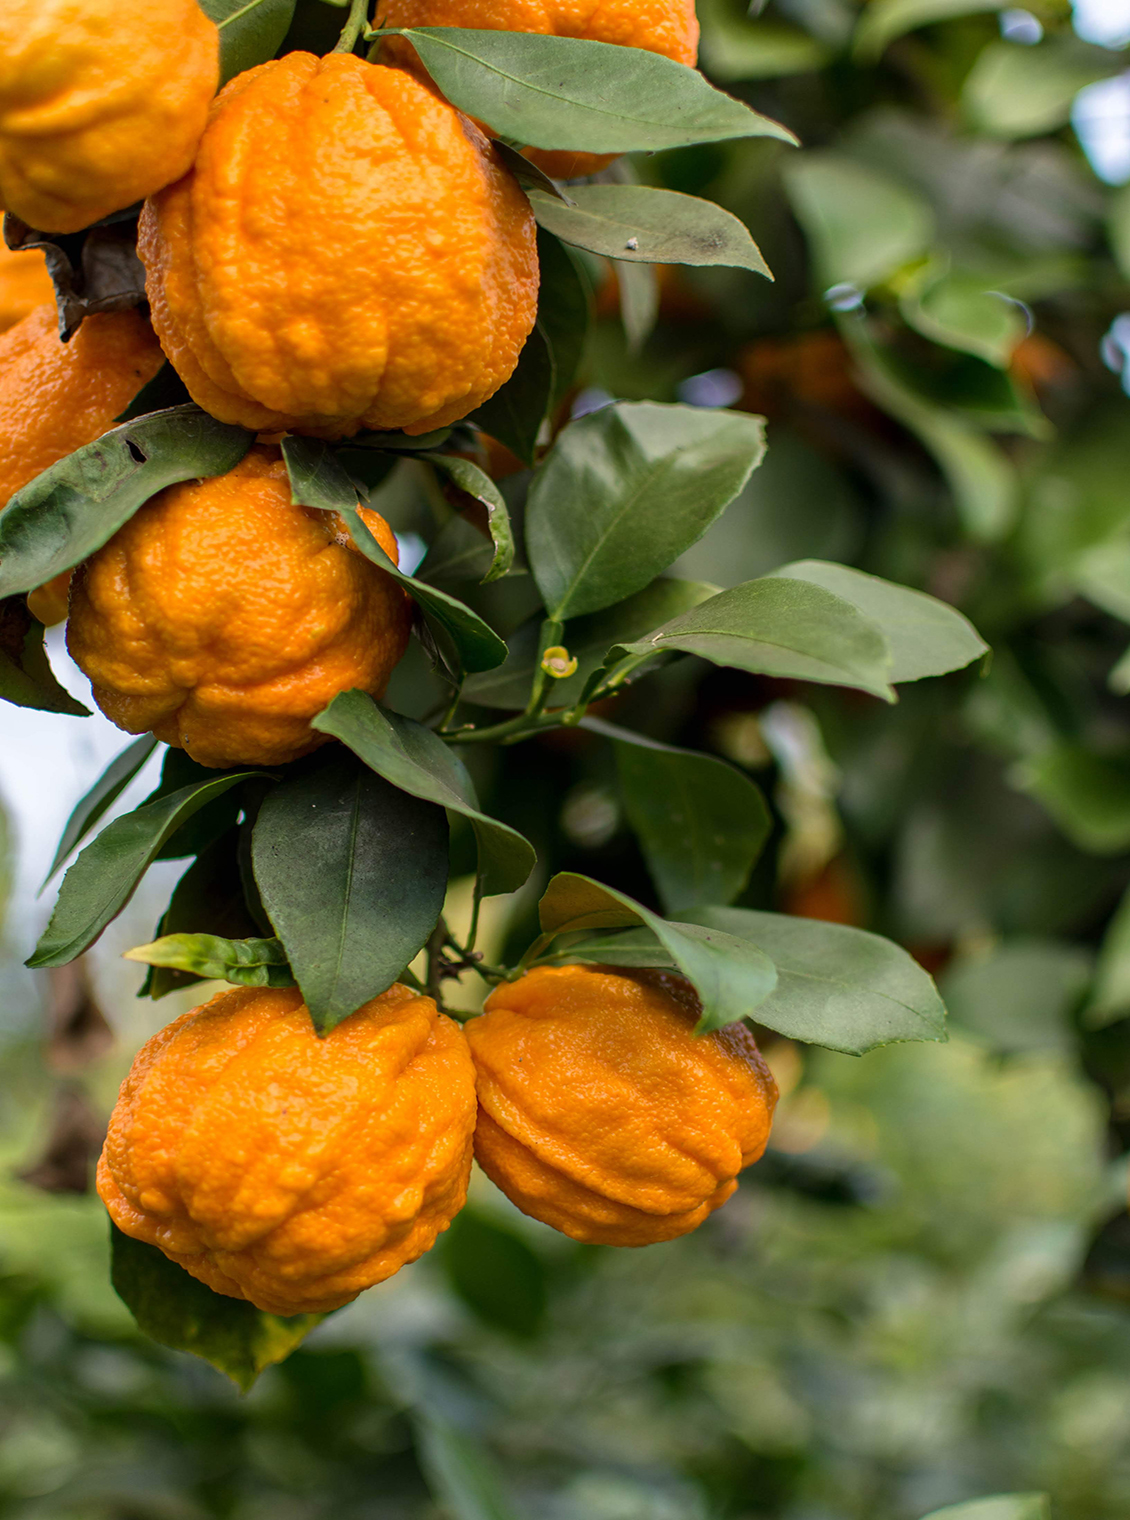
[5,0,1130,1513]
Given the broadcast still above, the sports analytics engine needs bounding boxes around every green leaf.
[312,691,535,896]
[281,436,507,674]
[529,186,771,278]
[468,323,554,467]
[252,749,449,1033]
[124,932,295,989]
[535,228,593,412]
[199,0,298,85]
[607,576,896,701]
[689,907,948,1054]
[536,873,777,1033]
[441,1208,547,1338]
[784,154,934,290]
[919,1497,1051,1520]
[767,560,988,682]
[1086,884,1130,1029]
[698,0,831,80]
[414,1411,521,1520]
[901,268,1028,368]
[29,773,261,969]
[940,940,1091,1054]
[853,0,1002,61]
[962,39,1123,140]
[526,403,766,621]
[44,735,158,885]
[463,576,719,710]
[1015,745,1130,855]
[110,1224,321,1391]
[0,406,254,600]
[393,28,797,154]
[615,257,659,351]
[586,717,771,914]
[0,597,90,716]
[420,453,514,582]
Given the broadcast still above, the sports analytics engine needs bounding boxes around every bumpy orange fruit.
[140,54,538,438]
[0,243,54,332]
[466,965,778,1246]
[67,446,413,769]
[98,984,477,1316]
[0,304,163,624]
[0,0,218,234]
[374,0,699,178]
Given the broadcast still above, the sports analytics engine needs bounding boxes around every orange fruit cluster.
[99,967,778,1314]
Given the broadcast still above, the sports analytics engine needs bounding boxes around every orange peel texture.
[0,304,163,625]
[465,964,778,1246]
[98,984,478,1316]
[0,244,55,333]
[139,54,539,438]
[374,0,700,179]
[0,0,218,234]
[66,445,413,768]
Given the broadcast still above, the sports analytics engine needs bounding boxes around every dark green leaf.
[394,28,797,154]
[0,597,89,716]
[414,1411,521,1520]
[615,257,659,351]
[1087,884,1130,1029]
[940,940,1091,1054]
[919,1497,1051,1520]
[441,1208,546,1338]
[0,407,254,600]
[199,0,298,85]
[852,0,1001,61]
[1014,745,1130,855]
[469,323,555,467]
[530,186,771,278]
[114,362,192,424]
[536,873,777,1032]
[535,229,593,411]
[281,436,507,674]
[607,576,895,700]
[252,749,449,1032]
[110,1224,321,1391]
[526,403,766,621]
[45,735,158,885]
[125,932,295,989]
[589,717,771,913]
[312,691,535,896]
[767,560,988,682]
[421,453,514,581]
[689,907,948,1054]
[29,773,261,969]
[784,153,933,290]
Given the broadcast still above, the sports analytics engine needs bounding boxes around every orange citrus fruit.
[98,983,477,1316]
[66,445,414,769]
[0,0,218,234]
[140,55,538,438]
[466,965,778,1246]
[0,243,55,333]
[0,304,163,625]
[374,0,699,178]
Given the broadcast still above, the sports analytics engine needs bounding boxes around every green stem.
[464,876,484,954]
[334,0,370,54]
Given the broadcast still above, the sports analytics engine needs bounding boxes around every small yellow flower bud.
[541,645,579,680]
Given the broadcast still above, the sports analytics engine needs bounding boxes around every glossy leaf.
[901,269,1027,368]
[608,576,896,700]
[616,258,659,351]
[526,403,766,621]
[415,1411,521,1520]
[420,453,513,581]
[0,406,254,600]
[125,932,295,989]
[784,154,934,290]
[962,39,1123,139]
[690,907,948,1054]
[536,873,777,1032]
[29,773,260,969]
[441,1208,547,1338]
[252,749,449,1032]
[536,229,593,411]
[200,0,298,85]
[394,28,797,153]
[312,691,535,896]
[468,323,554,466]
[530,186,771,278]
[588,717,771,913]
[0,597,89,716]
[45,734,158,885]
[110,1225,321,1391]
[768,560,988,682]
[463,577,719,710]
[281,436,507,674]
